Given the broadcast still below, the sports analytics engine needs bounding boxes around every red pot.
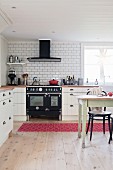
[49,79,59,85]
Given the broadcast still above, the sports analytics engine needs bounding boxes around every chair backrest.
[87,88,107,112]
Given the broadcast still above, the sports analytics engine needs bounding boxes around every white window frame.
[81,42,113,85]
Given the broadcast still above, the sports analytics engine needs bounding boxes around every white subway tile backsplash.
[8,41,81,84]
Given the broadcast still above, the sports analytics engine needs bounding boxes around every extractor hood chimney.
[27,39,61,62]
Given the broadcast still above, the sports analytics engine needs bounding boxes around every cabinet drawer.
[62,104,77,116]
[67,94,78,105]
[68,104,76,115]
[62,87,88,93]
[0,90,13,101]
[7,90,13,98]
[13,88,26,93]
[0,91,7,100]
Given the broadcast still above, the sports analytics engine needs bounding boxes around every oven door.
[26,93,47,111]
[48,93,62,111]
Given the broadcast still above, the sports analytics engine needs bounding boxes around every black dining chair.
[86,90,111,141]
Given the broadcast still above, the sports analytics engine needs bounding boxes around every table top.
[77,95,113,100]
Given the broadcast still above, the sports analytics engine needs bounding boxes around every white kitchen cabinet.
[62,87,88,121]
[0,89,13,147]
[13,87,26,121]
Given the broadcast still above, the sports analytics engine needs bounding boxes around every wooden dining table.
[77,95,113,148]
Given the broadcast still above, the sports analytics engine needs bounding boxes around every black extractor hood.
[27,40,61,62]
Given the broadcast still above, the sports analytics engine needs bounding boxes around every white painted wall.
[8,41,81,85]
[0,37,1,86]
[0,35,8,86]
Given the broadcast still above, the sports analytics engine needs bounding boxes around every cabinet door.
[0,101,5,122]
[13,93,18,103]
[21,93,26,104]
[7,115,13,133]
[13,104,21,115]
[62,93,68,105]
[0,99,9,122]
[13,103,26,116]
[7,97,13,116]
[13,92,26,104]
[13,104,18,115]
[62,105,68,115]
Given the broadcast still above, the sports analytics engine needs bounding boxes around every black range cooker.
[26,86,62,120]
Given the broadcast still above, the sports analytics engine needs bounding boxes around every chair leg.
[103,116,105,134]
[90,117,93,141]
[86,117,90,134]
[109,117,113,143]
[108,115,111,144]
[111,118,113,140]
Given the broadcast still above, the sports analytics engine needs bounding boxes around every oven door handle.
[48,93,62,95]
[26,93,46,95]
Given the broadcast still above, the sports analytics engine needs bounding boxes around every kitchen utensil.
[15,56,19,63]
[18,78,21,85]
[9,55,14,63]
[49,79,59,85]
[22,73,28,85]
[8,68,17,85]
[32,77,40,85]
[78,78,83,85]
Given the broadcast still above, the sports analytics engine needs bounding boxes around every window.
[82,43,113,85]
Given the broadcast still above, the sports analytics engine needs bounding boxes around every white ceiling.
[0,0,113,41]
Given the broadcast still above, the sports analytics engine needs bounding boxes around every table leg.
[82,100,87,148]
[78,102,82,138]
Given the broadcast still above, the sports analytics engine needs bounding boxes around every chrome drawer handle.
[70,105,74,107]
[3,102,6,105]
[3,121,6,125]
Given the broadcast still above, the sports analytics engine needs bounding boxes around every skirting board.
[13,115,27,121]
[62,115,89,121]
[62,115,78,121]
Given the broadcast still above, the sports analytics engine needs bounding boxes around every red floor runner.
[18,123,109,132]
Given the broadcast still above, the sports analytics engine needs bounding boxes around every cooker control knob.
[39,88,42,92]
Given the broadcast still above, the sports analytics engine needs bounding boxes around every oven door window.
[51,96,58,106]
[49,94,61,110]
[30,96,43,106]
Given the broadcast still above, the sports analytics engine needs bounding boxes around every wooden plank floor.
[0,120,113,170]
